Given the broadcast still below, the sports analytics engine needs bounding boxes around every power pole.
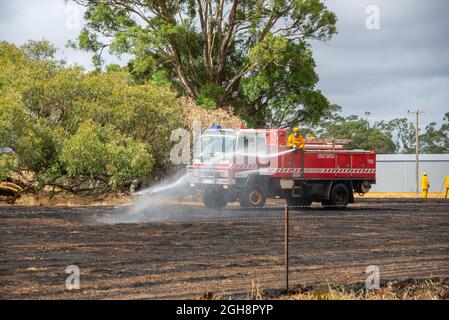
[408,109,425,194]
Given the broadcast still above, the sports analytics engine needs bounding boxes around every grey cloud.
[0,0,447,126]
[311,0,449,125]
[0,0,126,69]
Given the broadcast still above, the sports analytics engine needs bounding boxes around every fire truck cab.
[188,127,376,209]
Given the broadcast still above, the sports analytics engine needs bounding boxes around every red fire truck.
[188,127,376,208]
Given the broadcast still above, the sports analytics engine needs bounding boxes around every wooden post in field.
[285,205,289,292]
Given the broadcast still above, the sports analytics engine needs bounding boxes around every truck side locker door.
[351,153,372,179]
[292,149,303,178]
[302,150,305,178]
[281,148,293,178]
[335,153,351,178]
[351,154,362,179]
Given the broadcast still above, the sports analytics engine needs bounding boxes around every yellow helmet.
[293,127,300,132]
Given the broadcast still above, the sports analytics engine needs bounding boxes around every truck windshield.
[194,130,236,162]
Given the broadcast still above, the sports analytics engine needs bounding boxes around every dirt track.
[1,199,448,299]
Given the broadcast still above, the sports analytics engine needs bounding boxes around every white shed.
[372,154,449,192]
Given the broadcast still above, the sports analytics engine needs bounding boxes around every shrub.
[0,41,182,192]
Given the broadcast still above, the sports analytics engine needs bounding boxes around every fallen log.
[0,182,22,198]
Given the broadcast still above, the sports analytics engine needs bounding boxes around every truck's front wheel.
[202,188,227,209]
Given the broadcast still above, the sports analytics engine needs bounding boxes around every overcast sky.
[0,0,448,127]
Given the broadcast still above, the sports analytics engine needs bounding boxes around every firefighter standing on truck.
[287,128,305,149]
[421,172,430,199]
[444,174,449,199]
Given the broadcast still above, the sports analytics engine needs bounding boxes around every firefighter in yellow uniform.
[421,172,430,199]
[444,174,449,199]
[287,128,305,149]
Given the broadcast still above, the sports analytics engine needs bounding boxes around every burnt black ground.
[0,199,448,299]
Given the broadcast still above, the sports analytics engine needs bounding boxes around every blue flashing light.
[210,125,222,129]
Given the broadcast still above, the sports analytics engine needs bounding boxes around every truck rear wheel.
[240,186,266,208]
[322,183,350,208]
[202,188,227,209]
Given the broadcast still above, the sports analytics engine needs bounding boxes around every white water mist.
[99,172,195,224]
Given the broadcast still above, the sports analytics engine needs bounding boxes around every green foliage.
[376,113,449,154]
[376,118,416,153]
[0,153,18,181]
[71,0,338,127]
[197,83,225,109]
[303,107,448,154]
[323,117,396,154]
[105,63,123,73]
[150,70,171,86]
[20,39,57,61]
[302,107,396,154]
[60,120,153,188]
[0,41,181,191]
[420,113,449,154]
[242,40,329,127]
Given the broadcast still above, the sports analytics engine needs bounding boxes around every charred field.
[0,199,448,299]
